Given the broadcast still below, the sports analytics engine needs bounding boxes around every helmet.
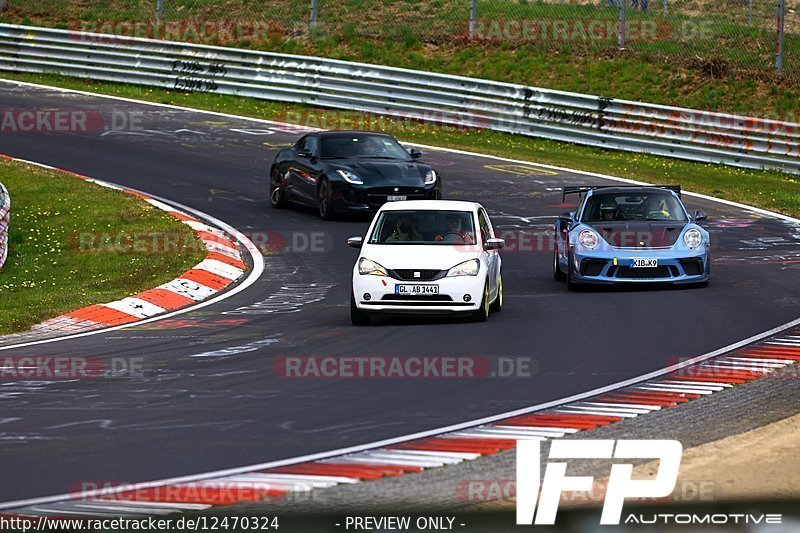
[600,202,617,215]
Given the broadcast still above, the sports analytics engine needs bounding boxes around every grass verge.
[2,72,797,219]
[0,158,206,334]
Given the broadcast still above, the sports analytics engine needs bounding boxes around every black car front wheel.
[318,178,335,220]
[270,167,287,208]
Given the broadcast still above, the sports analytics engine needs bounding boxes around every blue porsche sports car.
[553,185,710,289]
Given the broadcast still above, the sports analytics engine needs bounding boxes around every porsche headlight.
[446,258,480,277]
[684,228,702,248]
[358,257,388,276]
[424,169,437,185]
[578,229,599,250]
[337,169,364,185]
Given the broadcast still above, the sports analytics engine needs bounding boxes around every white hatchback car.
[348,200,504,325]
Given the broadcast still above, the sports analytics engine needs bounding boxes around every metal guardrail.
[0,23,799,174]
[0,181,10,270]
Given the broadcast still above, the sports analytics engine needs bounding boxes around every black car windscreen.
[321,134,410,160]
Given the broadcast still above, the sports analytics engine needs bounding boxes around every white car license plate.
[630,258,658,268]
[387,195,407,202]
[395,284,439,295]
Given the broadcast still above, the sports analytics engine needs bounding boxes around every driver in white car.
[439,213,474,244]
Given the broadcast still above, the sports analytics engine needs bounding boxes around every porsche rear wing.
[562,185,681,203]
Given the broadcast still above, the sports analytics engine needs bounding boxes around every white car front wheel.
[471,280,490,322]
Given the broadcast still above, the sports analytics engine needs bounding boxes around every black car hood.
[587,221,686,248]
[327,159,430,186]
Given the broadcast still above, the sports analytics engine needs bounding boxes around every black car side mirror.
[347,236,363,249]
[484,238,505,250]
[558,212,573,223]
[409,148,422,159]
[297,150,313,159]
[694,210,708,222]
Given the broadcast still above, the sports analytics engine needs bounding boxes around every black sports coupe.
[269,131,442,219]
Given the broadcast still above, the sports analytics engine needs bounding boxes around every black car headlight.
[424,170,437,185]
[337,169,364,185]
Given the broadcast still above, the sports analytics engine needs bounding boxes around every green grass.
[0,159,206,334]
[1,71,797,220]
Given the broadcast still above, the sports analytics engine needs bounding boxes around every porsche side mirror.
[347,236,363,249]
[409,148,423,159]
[694,210,707,222]
[297,150,313,159]
[484,238,505,250]
[558,212,573,223]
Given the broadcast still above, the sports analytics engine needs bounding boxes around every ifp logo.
[516,439,682,525]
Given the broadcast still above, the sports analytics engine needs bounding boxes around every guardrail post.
[618,0,627,50]
[663,0,668,17]
[748,0,753,25]
[469,0,477,39]
[0,1,7,13]
[310,0,318,31]
[776,0,785,75]
[156,0,163,22]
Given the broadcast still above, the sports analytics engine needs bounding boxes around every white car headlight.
[424,169,437,185]
[337,169,364,185]
[578,229,599,249]
[358,257,387,276]
[684,228,702,248]
[446,258,480,277]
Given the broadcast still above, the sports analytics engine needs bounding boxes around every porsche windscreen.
[320,134,410,160]
[582,192,688,223]
[368,210,477,245]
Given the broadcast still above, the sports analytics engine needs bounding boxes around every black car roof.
[318,130,394,138]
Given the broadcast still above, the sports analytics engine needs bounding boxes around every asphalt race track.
[1,81,799,504]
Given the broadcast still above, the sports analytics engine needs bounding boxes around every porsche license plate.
[387,195,407,202]
[395,284,439,295]
[630,258,658,268]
